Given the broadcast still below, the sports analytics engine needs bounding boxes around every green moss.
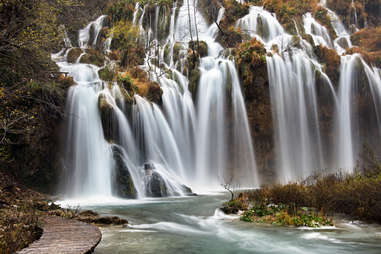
[189,41,208,57]
[110,20,145,67]
[235,38,267,88]
[79,49,105,67]
[99,66,116,81]
[221,199,248,214]
[220,0,249,28]
[117,73,134,92]
[241,205,333,227]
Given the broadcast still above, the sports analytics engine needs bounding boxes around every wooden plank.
[18,216,102,254]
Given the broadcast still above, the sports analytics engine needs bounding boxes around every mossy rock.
[216,27,243,48]
[314,45,341,85]
[117,73,134,93]
[145,171,168,197]
[189,41,208,57]
[188,68,200,99]
[99,66,116,81]
[67,48,83,63]
[80,49,105,67]
[164,42,184,64]
[234,38,267,90]
[173,42,184,62]
[146,82,163,105]
[98,94,114,141]
[112,145,137,199]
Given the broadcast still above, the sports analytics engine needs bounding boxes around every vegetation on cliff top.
[350,27,381,68]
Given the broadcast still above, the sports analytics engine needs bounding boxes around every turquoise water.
[84,194,381,254]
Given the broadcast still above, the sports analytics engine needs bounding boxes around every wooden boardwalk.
[18,216,102,254]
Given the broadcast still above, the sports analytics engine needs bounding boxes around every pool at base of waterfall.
[74,193,381,254]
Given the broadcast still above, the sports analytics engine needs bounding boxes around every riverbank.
[0,171,127,254]
[222,157,381,226]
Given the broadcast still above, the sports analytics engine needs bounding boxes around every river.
[66,194,381,254]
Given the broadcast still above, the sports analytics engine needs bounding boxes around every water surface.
[78,194,381,254]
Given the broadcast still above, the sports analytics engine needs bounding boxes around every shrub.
[314,45,341,84]
[110,20,145,67]
[106,0,137,23]
[235,38,267,87]
[242,165,381,223]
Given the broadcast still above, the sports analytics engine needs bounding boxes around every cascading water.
[237,1,381,180]
[335,54,381,172]
[56,0,381,197]
[56,0,260,200]
[237,6,334,181]
[132,0,258,189]
[303,13,333,48]
[53,52,114,198]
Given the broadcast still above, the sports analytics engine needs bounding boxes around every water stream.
[84,195,381,254]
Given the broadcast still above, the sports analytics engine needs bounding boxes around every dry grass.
[228,146,381,224]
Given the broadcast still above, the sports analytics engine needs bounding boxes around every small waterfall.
[136,0,258,189]
[78,15,107,48]
[321,3,353,54]
[303,13,333,48]
[236,6,285,44]
[237,6,335,181]
[335,55,381,172]
[55,57,114,198]
[267,53,325,181]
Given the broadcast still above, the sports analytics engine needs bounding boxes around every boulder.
[189,40,208,57]
[80,49,105,67]
[145,171,168,197]
[143,163,195,197]
[112,145,137,199]
[98,66,116,81]
[67,48,83,63]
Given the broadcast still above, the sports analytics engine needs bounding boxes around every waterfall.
[303,13,333,48]
[335,55,381,172]
[55,0,381,196]
[267,53,325,181]
[78,15,107,48]
[237,2,381,180]
[237,7,333,181]
[54,55,114,198]
[55,0,259,200]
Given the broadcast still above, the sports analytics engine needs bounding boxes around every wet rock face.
[143,164,194,197]
[145,172,168,197]
[142,4,172,41]
[189,40,208,57]
[233,39,276,183]
[112,145,137,199]
[98,94,114,142]
[67,48,83,63]
[80,49,105,67]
